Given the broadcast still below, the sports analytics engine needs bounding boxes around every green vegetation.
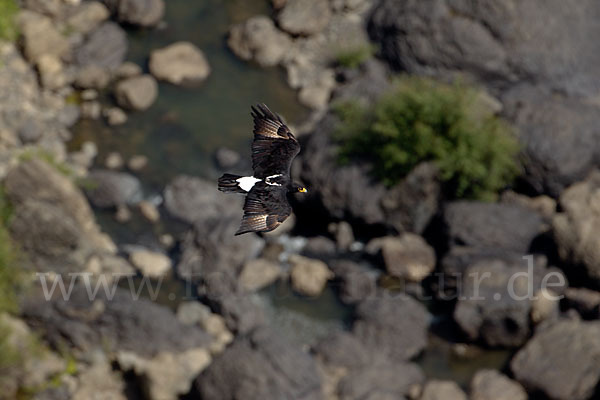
[0,0,19,42]
[335,44,376,69]
[333,77,520,200]
[19,148,75,178]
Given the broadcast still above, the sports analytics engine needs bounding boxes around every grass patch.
[18,148,75,178]
[333,77,520,200]
[0,0,19,42]
[335,44,376,69]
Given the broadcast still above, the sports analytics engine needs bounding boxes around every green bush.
[334,77,520,200]
[0,0,18,42]
[335,44,375,69]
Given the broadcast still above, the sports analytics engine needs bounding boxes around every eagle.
[217,104,307,235]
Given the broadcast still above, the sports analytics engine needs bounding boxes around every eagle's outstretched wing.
[235,182,291,235]
[251,104,300,179]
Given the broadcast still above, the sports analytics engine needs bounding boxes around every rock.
[81,89,99,101]
[4,160,115,273]
[103,107,128,126]
[80,101,102,119]
[238,258,282,292]
[149,42,210,85]
[368,0,600,97]
[337,359,424,400]
[369,234,436,282]
[511,318,600,400]
[176,302,233,354]
[138,201,160,223]
[22,285,212,358]
[454,257,566,347]
[503,86,600,196]
[74,22,128,69]
[330,260,377,304]
[115,204,132,222]
[227,16,292,67]
[74,65,111,89]
[118,348,211,400]
[298,83,332,109]
[72,360,127,400]
[330,221,354,251]
[563,287,600,319]
[289,254,333,296]
[66,1,110,35]
[17,11,70,63]
[164,175,240,225]
[18,119,44,144]
[500,190,557,220]
[553,171,600,286]
[353,294,429,362]
[196,327,323,400]
[128,155,148,171]
[129,249,171,278]
[277,0,331,36]
[302,236,337,258]
[214,147,241,170]
[37,54,68,90]
[85,170,143,208]
[115,62,143,79]
[445,201,546,254]
[470,369,527,400]
[531,288,560,324]
[114,75,158,111]
[210,295,266,335]
[103,0,165,27]
[421,380,467,400]
[313,331,372,369]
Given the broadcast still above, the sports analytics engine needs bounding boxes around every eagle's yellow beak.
[298,187,307,193]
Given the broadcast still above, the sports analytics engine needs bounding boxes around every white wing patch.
[236,176,261,192]
[265,174,283,186]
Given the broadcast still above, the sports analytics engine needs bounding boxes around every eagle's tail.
[218,173,246,193]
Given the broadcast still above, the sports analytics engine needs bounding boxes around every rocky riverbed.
[1,0,600,400]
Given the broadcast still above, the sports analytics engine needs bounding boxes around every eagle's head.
[290,182,308,193]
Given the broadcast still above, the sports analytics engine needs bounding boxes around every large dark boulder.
[102,0,164,27]
[352,294,430,362]
[453,257,566,347]
[369,0,600,97]
[444,201,546,254]
[196,327,323,400]
[74,22,128,69]
[85,169,143,208]
[21,285,211,358]
[511,318,600,400]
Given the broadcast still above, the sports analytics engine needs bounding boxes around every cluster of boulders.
[3,0,600,399]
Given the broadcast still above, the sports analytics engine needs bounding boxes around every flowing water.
[70,0,509,387]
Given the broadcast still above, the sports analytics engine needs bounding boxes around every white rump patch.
[236,176,261,192]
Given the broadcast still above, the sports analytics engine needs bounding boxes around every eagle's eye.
[298,187,307,193]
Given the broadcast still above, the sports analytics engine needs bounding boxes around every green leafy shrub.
[334,77,520,200]
[335,44,376,69]
[0,0,19,42]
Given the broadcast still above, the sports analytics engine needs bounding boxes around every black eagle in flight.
[217,104,307,235]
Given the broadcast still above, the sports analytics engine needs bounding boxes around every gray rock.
[563,287,600,319]
[36,54,69,90]
[454,257,566,347]
[421,380,467,400]
[368,234,436,282]
[214,147,241,170]
[238,258,282,292]
[445,201,546,254]
[289,254,333,296]
[149,42,210,85]
[553,171,600,286]
[85,169,143,208]
[103,107,128,126]
[277,0,331,36]
[511,318,600,400]
[114,75,158,111]
[75,65,111,89]
[74,22,128,69]
[330,260,377,304]
[302,236,337,258]
[353,294,430,362]
[337,359,424,400]
[128,155,148,171]
[114,62,143,80]
[470,369,527,400]
[103,0,165,27]
[196,327,323,400]
[209,295,266,335]
[22,285,212,358]
[228,16,292,67]
[18,119,44,143]
[4,160,115,273]
[129,248,171,278]
[65,1,111,35]
[313,331,371,369]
